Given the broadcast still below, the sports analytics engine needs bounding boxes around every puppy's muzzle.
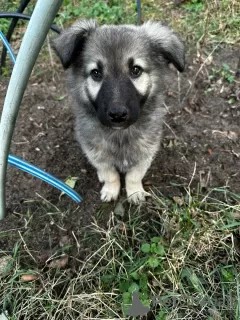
[108,107,128,123]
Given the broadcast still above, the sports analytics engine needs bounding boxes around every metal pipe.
[136,0,142,25]
[0,0,63,220]
[0,0,31,74]
[0,13,61,34]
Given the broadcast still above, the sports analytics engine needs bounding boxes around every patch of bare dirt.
[0,45,239,256]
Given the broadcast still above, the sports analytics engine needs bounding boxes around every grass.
[1,0,239,75]
[53,0,240,47]
[1,0,239,45]
[0,0,240,319]
[1,188,240,319]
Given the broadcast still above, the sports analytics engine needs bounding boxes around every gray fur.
[52,19,185,203]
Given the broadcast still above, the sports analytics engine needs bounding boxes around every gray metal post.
[137,0,142,25]
[0,0,63,219]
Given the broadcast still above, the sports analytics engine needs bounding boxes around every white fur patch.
[97,167,121,202]
[123,159,128,167]
[131,72,150,96]
[125,160,152,204]
[126,180,150,204]
[86,77,102,100]
[86,62,98,74]
[133,58,147,70]
[101,180,121,202]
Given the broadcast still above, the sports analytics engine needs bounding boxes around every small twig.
[72,230,81,252]
[18,231,37,263]
[47,35,54,67]
[163,121,178,140]
[36,193,61,212]
[188,161,197,188]
[163,102,170,113]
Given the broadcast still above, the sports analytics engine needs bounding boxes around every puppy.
[52,19,185,203]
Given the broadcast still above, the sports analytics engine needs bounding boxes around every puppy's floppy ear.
[142,21,185,72]
[51,19,97,69]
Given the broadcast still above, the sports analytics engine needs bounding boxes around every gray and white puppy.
[52,19,185,203]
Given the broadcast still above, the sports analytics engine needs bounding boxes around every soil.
[0,45,239,258]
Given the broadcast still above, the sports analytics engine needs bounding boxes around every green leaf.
[227,75,234,83]
[189,273,202,292]
[64,176,79,189]
[55,95,66,101]
[128,282,139,293]
[148,256,160,268]
[130,271,139,280]
[154,245,165,256]
[122,292,132,316]
[228,97,235,104]
[139,274,148,291]
[150,243,156,252]
[222,63,230,71]
[60,176,79,199]
[219,221,240,230]
[119,281,131,293]
[101,274,115,284]
[122,291,132,303]
[151,237,162,243]
[139,291,150,308]
[221,268,234,281]
[141,243,151,253]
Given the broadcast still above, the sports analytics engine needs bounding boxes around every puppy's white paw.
[126,182,150,204]
[100,180,121,202]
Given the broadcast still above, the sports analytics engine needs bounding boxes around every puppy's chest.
[106,131,156,171]
[109,137,139,171]
[87,127,160,171]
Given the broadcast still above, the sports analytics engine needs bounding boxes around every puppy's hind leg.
[125,160,151,204]
[97,166,121,202]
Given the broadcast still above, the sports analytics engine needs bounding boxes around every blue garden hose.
[8,155,81,203]
[0,27,82,207]
[0,31,16,64]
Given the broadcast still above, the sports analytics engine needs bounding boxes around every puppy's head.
[52,20,185,129]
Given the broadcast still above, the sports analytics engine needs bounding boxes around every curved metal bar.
[0,13,61,34]
[136,0,142,25]
[0,0,31,74]
[0,0,63,219]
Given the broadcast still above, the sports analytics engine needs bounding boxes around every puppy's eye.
[90,69,102,81]
[130,65,143,78]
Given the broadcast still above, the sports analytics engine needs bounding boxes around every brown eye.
[90,69,102,81]
[130,65,143,78]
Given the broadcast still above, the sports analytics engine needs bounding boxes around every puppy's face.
[52,21,185,129]
[83,28,152,129]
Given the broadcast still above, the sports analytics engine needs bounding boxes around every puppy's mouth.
[109,121,133,130]
[111,126,126,130]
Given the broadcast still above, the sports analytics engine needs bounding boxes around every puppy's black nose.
[108,107,128,123]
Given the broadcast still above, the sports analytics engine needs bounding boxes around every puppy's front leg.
[97,166,121,202]
[125,160,151,204]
